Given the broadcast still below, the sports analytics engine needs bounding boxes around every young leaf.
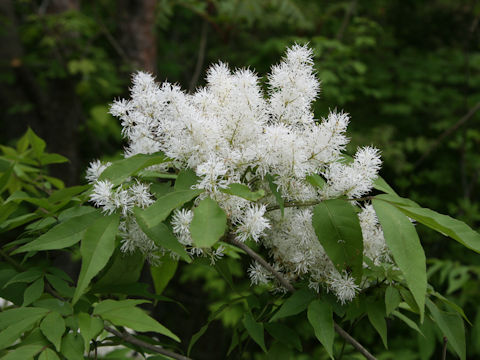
[190,197,227,248]
[93,299,179,342]
[307,299,334,359]
[312,199,364,282]
[38,348,61,360]
[40,311,65,351]
[373,199,426,320]
[135,189,203,228]
[73,213,119,304]
[393,205,480,254]
[0,312,48,350]
[78,313,104,349]
[270,288,316,322]
[242,312,266,352]
[13,209,101,254]
[60,332,84,360]
[0,307,48,331]
[150,255,178,295]
[3,344,44,360]
[98,152,167,186]
[426,299,466,360]
[306,174,326,189]
[23,277,44,306]
[3,270,42,288]
[220,183,265,201]
[367,300,388,348]
[266,174,284,216]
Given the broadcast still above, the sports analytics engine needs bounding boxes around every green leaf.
[385,286,401,316]
[264,323,302,351]
[135,189,203,228]
[98,152,167,186]
[426,299,465,360]
[3,270,42,288]
[220,183,265,201]
[40,312,65,351]
[26,128,46,157]
[392,310,423,335]
[94,250,144,288]
[373,199,426,320]
[0,164,14,195]
[60,332,84,360]
[393,205,480,254]
[39,154,69,166]
[306,174,326,189]
[307,299,334,359]
[45,274,74,298]
[266,174,284,216]
[367,300,388,348]
[150,256,178,295]
[49,185,90,204]
[73,213,119,304]
[190,198,227,248]
[34,299,73,317]
[270,288,316,322]
[23,277,44,306]
[134,212,191,263]
[3,344,44,360]
[0,307,48,331]
[13,209,101,254]
[38,348,61,360]
[78,313,104,349]
[373,176,397,195]
[312,199,364,282]
[0,311,47,350]
[243,312,266,352]
[174,168,199,191]
[93,299,179,342]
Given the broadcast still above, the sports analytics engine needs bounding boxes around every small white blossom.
[235,205,270,242]
[85,160,111,184]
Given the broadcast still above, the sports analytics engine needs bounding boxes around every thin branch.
[266,196,373,212]
[104,326,192,360]
[189,19,208,93]
[336,0,358,41]
[225,236,378,360]
[226,237,295,292]
[414,102,480,168]
[442,336,448,360]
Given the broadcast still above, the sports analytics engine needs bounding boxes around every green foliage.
[312,199,364,282]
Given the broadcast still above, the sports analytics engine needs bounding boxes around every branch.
[414,102,480,168]
[266,196,373,212]
[225,236,378,360]
[104,326,192,360]
[189,19,208,93]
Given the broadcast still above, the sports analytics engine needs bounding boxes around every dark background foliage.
[1,0,480,358]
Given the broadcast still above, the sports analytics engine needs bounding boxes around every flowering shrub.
[0,46,479,359]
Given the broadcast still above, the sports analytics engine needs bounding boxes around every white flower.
[235,205,270,242]
[327,271,360,305]
[85,160,111,184]
[90,180,115,213]
[130,182,154,208]
[171,209,194,246]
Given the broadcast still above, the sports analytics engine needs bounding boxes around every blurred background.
[1,0,480,358]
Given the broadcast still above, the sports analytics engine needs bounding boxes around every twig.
[336,0,358,41]
[266,196,373,212]
[104,326,192,360]
[414,102,480,168]
[442,336,448,360]
[224,236,378,360]
[189,20,208,93]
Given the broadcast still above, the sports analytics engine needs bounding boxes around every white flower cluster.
[87,44,390,303]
